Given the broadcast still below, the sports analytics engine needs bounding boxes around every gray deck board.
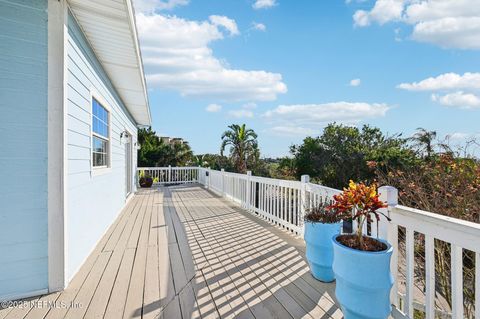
[0,184,341,319]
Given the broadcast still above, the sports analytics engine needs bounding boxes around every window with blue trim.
[92,98,110,167]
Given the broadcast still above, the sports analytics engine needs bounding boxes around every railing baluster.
[476,252,480,319]
[389,223,399,307]
[425,234,435,319]
[288,188,292,228]
[451,244,463,319]
[276,185,279,223]
[405,228,414,318]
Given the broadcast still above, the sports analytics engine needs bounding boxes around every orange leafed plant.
[329,181,389,249]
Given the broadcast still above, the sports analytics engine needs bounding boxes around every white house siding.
[66,11,138,281]
[0,0,49,300]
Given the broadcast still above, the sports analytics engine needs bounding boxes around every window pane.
[93,152,100,166]
[93,137,106,153]
[93,100,98,117]
[92,98,109,167]
[93,152,107,167]
[93,118,98,134]
[102,123,108,137]
[92,99,109,138]
[101,108,107,123]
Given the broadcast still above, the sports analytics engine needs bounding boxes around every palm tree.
[193,155,209,167]
[220,124,258,173]
[170,141,194,166]
[411,128,437,159]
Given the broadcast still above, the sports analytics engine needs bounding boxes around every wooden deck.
[0,184,342,319]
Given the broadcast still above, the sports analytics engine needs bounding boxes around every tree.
[137,128,194,167]
[289,123,417,189]
[410,128,437,159]
[220,124,259,173]
[199,154,235,171]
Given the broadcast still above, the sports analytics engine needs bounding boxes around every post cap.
[301,175,310,183]
[378,186,398,206]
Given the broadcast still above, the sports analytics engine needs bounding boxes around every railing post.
[378,185,399,308]
[246,171,252,211]
[168,165,172,183]
[300,175,310,234]
[378,186,398,240]
[221,168,225,197]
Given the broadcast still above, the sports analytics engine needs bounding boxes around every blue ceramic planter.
[304,221,342,282]
[332,235,393,319]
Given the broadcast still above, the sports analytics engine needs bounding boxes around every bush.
[376,154,480,317]
[304,199,347,224]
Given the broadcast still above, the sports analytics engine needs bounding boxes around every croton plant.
[329,180,389,249]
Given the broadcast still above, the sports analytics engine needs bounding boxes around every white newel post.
[168,165,172,183]
[378,185,399,307]
[300,175,310,233]
[378,186,398,240]
[246,171,252,211]
[221,169,225,197]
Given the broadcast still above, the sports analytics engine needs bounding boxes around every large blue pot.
[332,234,393,319]
[304,221,342,282]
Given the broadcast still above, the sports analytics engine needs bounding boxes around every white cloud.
[242,102,257,109]
[253,0,277,10]
[136,13,287,101]
[263,102,390,136]
[447,132,480,141]
[352,0,480,50]
[431,91,480,109]
[209,15,239,36]
[350,78,361,86]
[412,17,480,49]
[269,126,317,136]
[397,72,480,91]
[353,0,405,27]
[404,0,480,24]
[252,22,267,32]
[206,103,222,112]
[134,0,189,13]
[228,109,254,118]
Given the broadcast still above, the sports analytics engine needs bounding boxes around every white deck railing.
[137,166,480,319]
[137,166,198,184]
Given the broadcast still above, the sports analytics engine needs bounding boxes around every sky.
[133,0,480,158]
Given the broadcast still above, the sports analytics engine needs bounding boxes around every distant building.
[160,136,188,145]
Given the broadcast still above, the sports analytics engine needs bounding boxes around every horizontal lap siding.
[0,0,48,299]
[66,12,138,281]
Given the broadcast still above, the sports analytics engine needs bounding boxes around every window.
[92,98,109,168]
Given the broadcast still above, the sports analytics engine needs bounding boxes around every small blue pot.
[304,221,342,282]
[332,234,393,319]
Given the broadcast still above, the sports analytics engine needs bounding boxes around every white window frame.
[90,90,112,176]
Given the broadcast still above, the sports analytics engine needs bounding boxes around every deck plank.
[123,190,154,319]
[143,192,162,319]
[4,184,342,319]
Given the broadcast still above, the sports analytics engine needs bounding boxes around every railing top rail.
[137,166,198,170]
[305,182,342,194]
[223,171,248,179]
[250,175,302,188]
[392,205,480,253]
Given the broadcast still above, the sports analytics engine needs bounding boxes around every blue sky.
[134,0,480,157]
